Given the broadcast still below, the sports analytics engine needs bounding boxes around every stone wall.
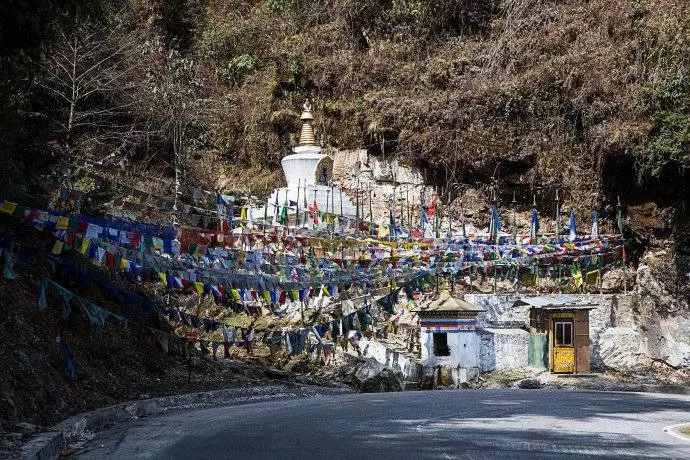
[466,292,690,370]
[331,149,436,225]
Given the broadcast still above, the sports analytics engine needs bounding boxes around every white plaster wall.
[267,185,357,219]
[421,331,481,369]
[479,329,530,372]
[267,146,358,219]
[281,148,324,188]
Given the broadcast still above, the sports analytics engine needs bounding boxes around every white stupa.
[265,101,356,225]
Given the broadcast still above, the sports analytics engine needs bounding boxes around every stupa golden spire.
[298,99,316,146]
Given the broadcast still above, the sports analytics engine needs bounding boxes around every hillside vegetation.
[0,0,688,221]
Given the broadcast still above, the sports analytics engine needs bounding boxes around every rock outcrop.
[352,358,402,393]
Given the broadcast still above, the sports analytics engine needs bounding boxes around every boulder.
[518,378,543,389]
[353,358,402,393]
[601,268,628,292]
[283,354,311,374]
[264,367,292,379]
[13,422,39,434]
[436,366,455,387]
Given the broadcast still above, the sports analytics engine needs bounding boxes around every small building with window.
[414,288,485,382]
[517,296,596,374]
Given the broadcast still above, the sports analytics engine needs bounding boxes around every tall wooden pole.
[511,190,517,244]
[304,183,308,226]
[405,187,410,229]
[263,194,268,235]
[313,187,317,228]
[368,188,373,224]
[296,178,301,228]
[555,189,560,243]
[446,188,452,240]
[618,195,627,293]
[461,195,466,238]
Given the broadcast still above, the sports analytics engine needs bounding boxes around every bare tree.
[37,19,146,198]
[137,41,234,225]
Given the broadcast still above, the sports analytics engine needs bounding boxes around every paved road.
[77,390,690,459]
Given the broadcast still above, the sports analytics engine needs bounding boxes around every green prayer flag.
[280,202,288,225]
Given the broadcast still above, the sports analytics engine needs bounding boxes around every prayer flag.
[571,265,583,288]
[56,216,69,230]
[85,224,101,239]
[280,201,288,225]
[569,209,576,242]
[51,240,64,255]
[530,208,540,244]
[585,269,600,286]
[489,205,501,242]
[0,201,17,215]
[309,198,319,225]
[591,211,598,239]
[79,239,89,254]
[427,198,437,217]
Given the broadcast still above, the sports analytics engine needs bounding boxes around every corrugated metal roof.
[515,295,597,310]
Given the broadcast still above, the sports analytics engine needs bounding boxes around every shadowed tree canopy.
[0,0,112,55]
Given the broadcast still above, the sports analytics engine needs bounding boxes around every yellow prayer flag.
[320,285,330,297]
[520,271,539,287]
[0,201,17,215]
[194,282,204,295]
[585,270,600,287]
[158,272,167,284]
[80,239,89,254]
[572,269,583,288]
[119,258,129,270]
[55,216,69,230]
[51,240,64,255]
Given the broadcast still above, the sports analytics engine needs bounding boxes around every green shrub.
[638,111,690,177]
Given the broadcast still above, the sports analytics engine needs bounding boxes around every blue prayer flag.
[569,209,577,242]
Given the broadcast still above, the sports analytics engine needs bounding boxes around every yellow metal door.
[552,319,575,373]
[553,346,575,373]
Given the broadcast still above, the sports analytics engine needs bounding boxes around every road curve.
[76,389,690,459]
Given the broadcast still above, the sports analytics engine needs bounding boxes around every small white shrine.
[266,101,357,224]
[414,287,485,385]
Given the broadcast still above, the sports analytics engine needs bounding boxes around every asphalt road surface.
[77,389,690,459]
